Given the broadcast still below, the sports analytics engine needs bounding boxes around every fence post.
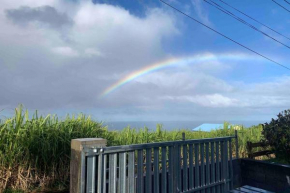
[235,130,239,159]
[70,138,107,193]
[247,142,253,159]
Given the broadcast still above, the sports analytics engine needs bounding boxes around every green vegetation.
[263,109,290,163]
[0,105,109,192]
[0,106,264,192]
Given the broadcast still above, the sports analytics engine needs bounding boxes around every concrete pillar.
[70,138,107,193]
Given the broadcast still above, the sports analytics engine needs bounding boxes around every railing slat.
[229,139,234,190]
[174,145,181,192]
[119,152,126,193]
[194,143,200,191]
[183,144,188,191]
[137,150,143,193]
[200,143,205,193]
[86,156,96,193]
[210,142,215,193]
[146,148,152,193]
[97,154,103,193]
[189,144,194,190]
[225,140,229,191]
[161,147,167,193]
[128,151,135,193]
[168,146,174,193]
[109,153,117,193]
[216,141,220,193]
[205,142,210,193]
[102,155,107,193]
[220,141,225,193]
[154,147,160,193]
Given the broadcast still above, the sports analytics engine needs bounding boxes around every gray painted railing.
[72,131,238,193]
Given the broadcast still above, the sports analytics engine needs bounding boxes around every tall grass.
[109,123,263,158]
[0,106,263,192]
[0,106,109,192]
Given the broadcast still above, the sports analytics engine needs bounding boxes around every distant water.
[104,120,263,131]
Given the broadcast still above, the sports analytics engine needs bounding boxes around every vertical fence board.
[220,141,225,193]
[200,143,205,193]
[183,144,188,191]
[154,147,160,193]
[86,156,96,193]
[102,155,107,193]
[97,154,103,193]
[189,144,194,190]
[137,150,143,193]
[146,148,152,193]
[109,154,117,193]
[80,151,86,193]
[174,145,181,192]
[216,142,220,193]
[205,143,210,193]
[119,153,126,193]
[229,139,234,190]
[161,147,167,193]
[210,142,215,193]
[168,146,174,193]
[194,143,200,191]
[225,140,229,191]
[128,151,135,193]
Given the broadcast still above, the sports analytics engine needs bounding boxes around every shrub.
[262,109,290,162]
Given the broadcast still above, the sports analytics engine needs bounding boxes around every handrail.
[84,136,236,155]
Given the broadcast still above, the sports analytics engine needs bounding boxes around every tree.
[262,109,290,162]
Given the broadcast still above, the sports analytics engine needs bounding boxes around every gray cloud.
[5,6,73,29]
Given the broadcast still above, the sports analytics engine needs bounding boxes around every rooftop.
[192,123,229,132]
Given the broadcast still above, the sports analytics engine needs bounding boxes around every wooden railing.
[247,141,273,159]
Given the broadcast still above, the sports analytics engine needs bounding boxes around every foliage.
[0,105,109,192]
[262,109,290,162]
[0,105,263,192]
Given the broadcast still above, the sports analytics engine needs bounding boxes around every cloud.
[0,0,179,111]
[84,48,103,57]
[162,94,240,107]
[1,0,289,123]
[52,46,79,57]
[71,2,179,69]
[5,6,73,29]
[191,0,211,25]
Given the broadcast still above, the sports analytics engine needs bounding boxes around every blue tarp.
[192,123,228,132]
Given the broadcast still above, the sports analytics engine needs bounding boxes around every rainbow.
[100,53,260,97]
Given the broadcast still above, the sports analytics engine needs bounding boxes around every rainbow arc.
[100,53,260,97]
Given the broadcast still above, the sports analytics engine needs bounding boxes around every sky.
[1,0,290,124]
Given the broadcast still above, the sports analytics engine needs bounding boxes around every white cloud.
[191,0,211,25]
[84,48,103,57]
[165,94,239,107]
[71,2,179,67]
[52,46,79,57]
